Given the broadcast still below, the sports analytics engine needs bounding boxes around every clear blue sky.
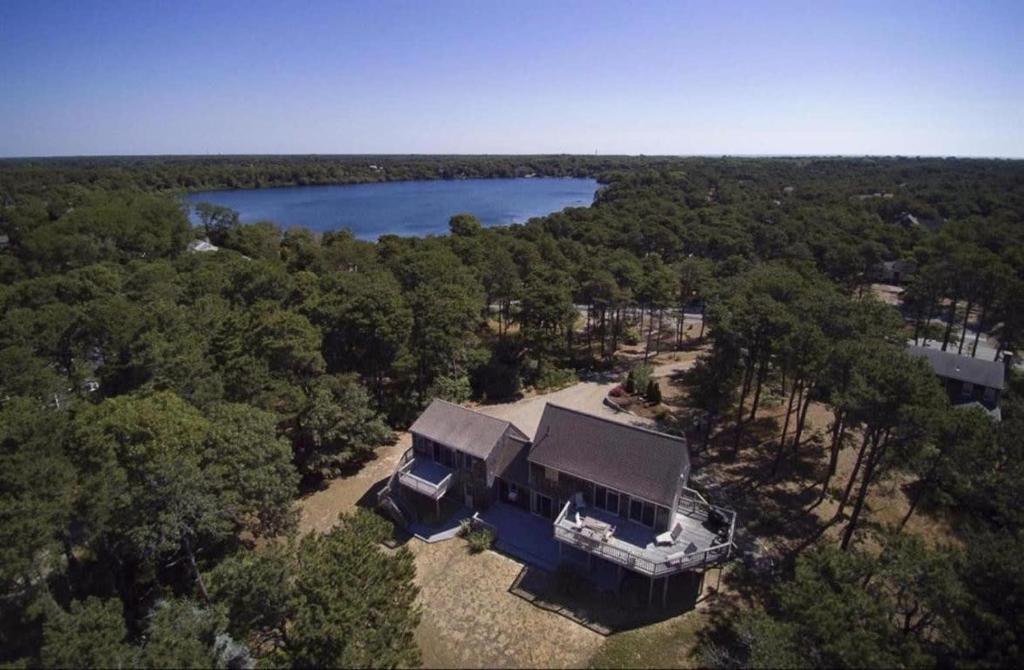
[1,0,1022,157]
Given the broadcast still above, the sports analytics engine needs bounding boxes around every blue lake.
[185,177,599,239]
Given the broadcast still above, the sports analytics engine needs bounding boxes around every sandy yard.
[411,541,603,668]
[298,433,410,535]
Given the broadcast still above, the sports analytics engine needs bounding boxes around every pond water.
[185,177,598,239]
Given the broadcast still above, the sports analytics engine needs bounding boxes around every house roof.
[881,260,916,273]
[409,399,528,460]
[528,404,689,508]
[490,435,532,487]
[908,345,1005,390]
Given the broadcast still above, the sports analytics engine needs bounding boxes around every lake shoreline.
[184,177,600,240]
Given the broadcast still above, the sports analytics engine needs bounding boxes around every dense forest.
[2,155,1024,667]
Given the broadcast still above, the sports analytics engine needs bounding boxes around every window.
[628,497,657,528]
[534,493,554,519]
[983,386,996,403]
[545,467,559,483]
[630,498,643,522]
[961,381,974,398]
[594,485,621,515]
[606,491,620,515]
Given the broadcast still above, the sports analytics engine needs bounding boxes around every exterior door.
[534,493,554,519]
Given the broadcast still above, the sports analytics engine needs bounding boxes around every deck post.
[648,575,654,605]
[617,565,623,594]
[662,575,669,607]
[558,542,562,560]
[435,497,439,519]
[588,552,593,571]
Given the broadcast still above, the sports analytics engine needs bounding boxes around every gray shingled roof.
[528,404,689,508]
[490,435,532,487]
[908,345,1005,390]
[409,399,528,460]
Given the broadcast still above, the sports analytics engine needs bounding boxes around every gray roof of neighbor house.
[882,259,916,273]
[908,345,1005,390]
[409,399,529,460]
[528,404,689,508]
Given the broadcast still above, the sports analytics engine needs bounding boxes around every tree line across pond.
[1,155,1023,667]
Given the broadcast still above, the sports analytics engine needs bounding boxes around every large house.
[378,399,736,601]
[908,345,1005,420]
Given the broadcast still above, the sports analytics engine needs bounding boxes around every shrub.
[533,366,577,391]
[609,385,625,398]
[426,374,472,404]
[646,379,663,403]
[465,527,495,554]
[622,327,641,345]
[625,365,652,396]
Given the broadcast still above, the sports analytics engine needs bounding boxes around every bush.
[622,326,641,345]
[533,366,578,391]
[646,379,662,403]
[609,385,625,398]
[426,375,472,404]
[625,365,652,396]
[465,527,495,554]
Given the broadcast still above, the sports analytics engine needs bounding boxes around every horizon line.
[2,152,1024,161]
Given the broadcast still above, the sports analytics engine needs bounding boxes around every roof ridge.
[542,403,686,445]
[429,398,528,435]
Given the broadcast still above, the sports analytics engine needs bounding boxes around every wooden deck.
[552,490,734,578]
[398,455,455,500]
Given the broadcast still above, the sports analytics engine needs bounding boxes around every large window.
[629,497,657,527]
[594,485,621,515]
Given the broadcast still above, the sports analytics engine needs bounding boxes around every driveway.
[476,356,697,435]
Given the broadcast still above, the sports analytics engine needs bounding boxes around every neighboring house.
[908,345,1005,420]
[875,259,917,284]
[895,212,921,228]
[378,400,736,602]
[188,238,219,253]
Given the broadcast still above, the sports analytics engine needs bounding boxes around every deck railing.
[553,493,737,578]
[378,447,415,506]
[396,455,455,500]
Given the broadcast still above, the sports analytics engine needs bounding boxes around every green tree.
[287,512,421,668]
[207,545,293,655]
[193,202,240,246]
[70,392,229,600]
[293,374,393,479]
[203,403,299,537]
[0,398,74,592]
[40,597,135,669]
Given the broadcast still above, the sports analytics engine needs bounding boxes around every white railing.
[378,447,415,506]
[553,495,737,578]
[396,455,454,500]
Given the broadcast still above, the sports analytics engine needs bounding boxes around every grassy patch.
[588,612,707,669]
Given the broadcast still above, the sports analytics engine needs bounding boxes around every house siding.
[411,433,492,509]
[528,462,673,531]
